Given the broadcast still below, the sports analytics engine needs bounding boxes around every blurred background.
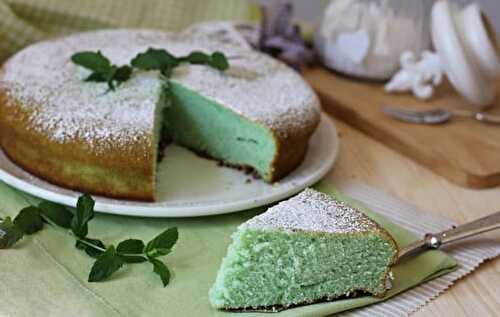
[257,0,500,32]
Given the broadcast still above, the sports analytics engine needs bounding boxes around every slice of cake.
[209,188,398,310]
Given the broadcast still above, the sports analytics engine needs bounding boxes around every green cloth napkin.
[0,0,259,62]
[0,180,457,317]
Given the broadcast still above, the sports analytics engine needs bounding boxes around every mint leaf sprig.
[131,48,229,76]
[0,195,178,287]
[71,51,132,91]
[71,47,230,90]
[0,216,23,248]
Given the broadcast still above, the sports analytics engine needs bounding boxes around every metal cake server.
[382,105,500,125]
[398,211,500,262]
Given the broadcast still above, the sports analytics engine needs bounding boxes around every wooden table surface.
[323,117,500,316]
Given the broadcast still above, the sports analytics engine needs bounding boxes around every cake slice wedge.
[209,188,398,310]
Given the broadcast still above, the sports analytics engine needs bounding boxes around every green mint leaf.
[131,48,178,75]
[120,255,148,263]
[105,65,117,81]
[71,51,111,73]
[160,65,173,77]
[150,258,170,287]
[71,194,95,238]
[185,51,210,64]
[105,66,118,91]
[116,238,145,254]
[88,245,124,282]
[182,51,229,71]
[131,49,163,69]
[72,51,131,90]
[145,227,178,258]
[107,80,115,91]
[74,48,228,94]
[84,72,107,82]
[145,247,171,259]
[13,206,43,235]
[0,217,24,249]
[38,201,73,229]
[76,238,106,258]
[210,52,229,71]
[113,65,132,83]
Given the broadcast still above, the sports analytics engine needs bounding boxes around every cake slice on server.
[209,188,398,310]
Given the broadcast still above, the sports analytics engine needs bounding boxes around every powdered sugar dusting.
[242,188,379,234]
[171,46,321,136]
[0,29,320,151]
[3,74,162,153]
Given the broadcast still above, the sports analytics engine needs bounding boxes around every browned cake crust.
[268,120,319,182]
[0,90,157,201]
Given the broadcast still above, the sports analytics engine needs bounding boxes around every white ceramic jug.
[432,0,500,108]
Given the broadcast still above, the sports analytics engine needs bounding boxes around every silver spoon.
[398,211,500,262]
[382,105,500,125]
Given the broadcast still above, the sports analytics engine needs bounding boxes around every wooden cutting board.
[303,67,500,189]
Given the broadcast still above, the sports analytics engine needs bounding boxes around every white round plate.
[0,114,339,217]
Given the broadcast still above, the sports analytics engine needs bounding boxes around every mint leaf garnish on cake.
[130,48,180,76]
[72,47,230,89]
[181,51,229,71]
[131,47,230,75]
[210,52,230,70]
[71,50,110,73]
[209,188,398,310]
[71,51,132,90]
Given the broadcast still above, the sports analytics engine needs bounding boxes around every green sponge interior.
[209,228,396,309]
[163,81,277,180]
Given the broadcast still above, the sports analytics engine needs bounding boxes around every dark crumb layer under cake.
[224,290,373,313]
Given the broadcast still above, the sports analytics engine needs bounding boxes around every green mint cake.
[0,29,320,201]
[209,188,398,310]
